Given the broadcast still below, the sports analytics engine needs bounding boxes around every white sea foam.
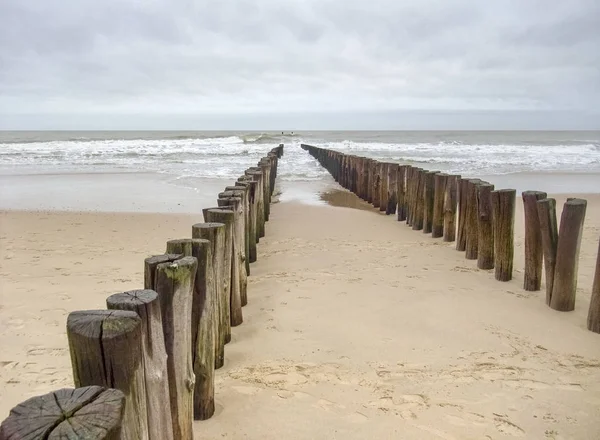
[1,135,599,188]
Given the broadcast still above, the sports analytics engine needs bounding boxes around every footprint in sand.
[444,412,487,427]
[231,385,261,396]
[494,416,525,436]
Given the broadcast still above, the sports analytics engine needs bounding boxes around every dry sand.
[1,192,600,439]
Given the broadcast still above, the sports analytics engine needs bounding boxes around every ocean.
[1,130,599,212]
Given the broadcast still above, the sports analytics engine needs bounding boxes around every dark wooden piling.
[412,169,425,230]
[164,239,216,420]
[152,256,197,440]
[550,198,587,312]
[443,174,459,242]
[66,310,148,440]
[522,191,548,291]
[379,162,389,212]
[0,386,125,440]
[491,189,516,281]
[202,208,235,336]
[397,165,408,221]
[386,163,398,215]
[226,185,251,276]
[192,222,227,368]
[217,195,247,313]
[432,173,448,238]
[587,238,600,333]
[476,183,495,270]
[423,171,438,234]
[237,177,258,262]
[456,178,469,251]
[537,198,559,305]
[106,290,173,439]
[465,179,483,260]
[245,169,265,239]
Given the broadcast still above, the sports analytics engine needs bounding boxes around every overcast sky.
[1,0,598,130]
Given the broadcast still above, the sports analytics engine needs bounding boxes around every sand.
[1,192,600,439]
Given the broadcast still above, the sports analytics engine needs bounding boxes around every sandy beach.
[1,187,599,439]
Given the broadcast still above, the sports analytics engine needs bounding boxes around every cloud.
[0,0,599,128]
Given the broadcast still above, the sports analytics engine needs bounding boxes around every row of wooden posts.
[300,144,600,334]
[0,145,284,440]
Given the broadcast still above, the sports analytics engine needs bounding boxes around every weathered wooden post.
[379,162,389,212]
[412,169,425,231]
[522,191,548,291]
[0,386,125,440]
[443,174,459,242]
[456,178,469,251]
[203,208,236,334]
[465,179,483,260]
[397,165,408,221]
[386,163,398,215]
[550,198,587,312]
[226,184,251,276]
[67,310,148,440]
[164,239,216,420]
[537,198,559,305]
[258,159,271,221]
[218,194,247,311]
[237,177,257,262]
[476,183,495,270]
[423,171,437,234]
[372,160,381,209]
[491,189,516,281]
[106,290,173,439]
[246,168,265,239]
[192,222,226,368]
[366,159,374,204]
[146,256,197,440]
[432,173,448,238]
[587,238,600,333]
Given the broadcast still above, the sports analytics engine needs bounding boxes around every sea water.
[1,131,599,211]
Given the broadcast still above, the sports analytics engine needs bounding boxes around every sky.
[0,0,599,130]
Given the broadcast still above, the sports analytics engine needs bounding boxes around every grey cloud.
[0,0,599,128]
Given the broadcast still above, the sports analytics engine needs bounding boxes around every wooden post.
[0,386,125,440]
[258,159,271,222]
[144,254,181,291]
[106,290,173,439]
[456,178,469,251]
[587,238,600,333]
[491,189,516,282]
[218,195,247,313]
[164,239,216,420]
[67,310,148,440]
[537,198,559,305]
[432,173,448,238]
[386,163,398,215]
[423,171,437,234]
[397,165,408,221]
[202,208,234,340]
[192,222,227,369]
[152,256,196,440]
[246,169,265,239]
[465,179,482,260]
[237,177,258,263]
[379,162,388,212]
[443,174,459,242]
[226,185,251,276]
[204,207,242,327]
[550,198,587,312]
[522,191,548,291]
[412,169,425,231]
[372,161,381,209]
[476,183,495,270]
